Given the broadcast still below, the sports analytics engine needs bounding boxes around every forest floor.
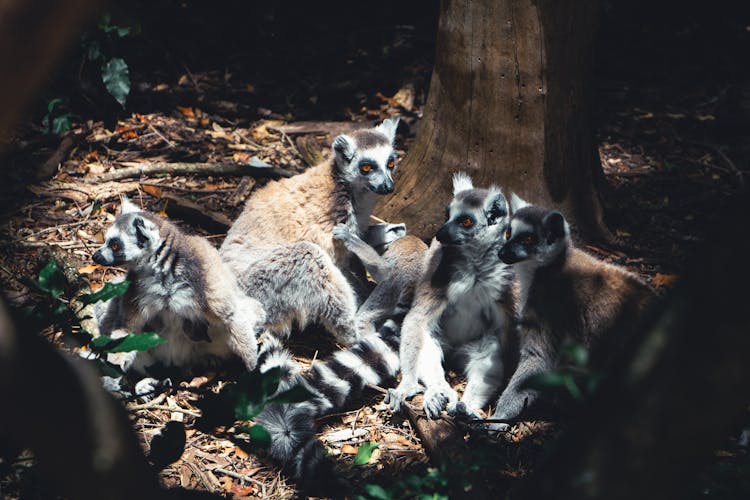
[0,11,748,499]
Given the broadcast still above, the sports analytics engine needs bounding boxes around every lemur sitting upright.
[490,197,656,431]
[93,199,264,379]
[385,173,517,420]
[220,118,401,344]
[333,222,428,336]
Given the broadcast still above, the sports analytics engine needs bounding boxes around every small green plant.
[521,341,605,401]
[354,442,379,466]
[21,259,164,376]
[41,98,72,134]
[356,466,451,500]
[197,366,315,452]
[80,13,137,108]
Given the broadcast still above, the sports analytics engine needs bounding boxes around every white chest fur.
[439,256,511,348]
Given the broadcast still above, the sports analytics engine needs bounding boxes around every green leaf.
[562,342,589,367]
[52,115,72,134]
[354,442,379,466]
[47,97,63,113]
[37,260,67,298]
[91,332,166,353]
[116,26,131,37]
[522,372,568,390]
[269,383,315,404]
[101,57,130,108]
[86,41,102,61]
[79,280,130,305]
[236,424,271,450]
[563,374,584,400]
[364,484,392,500]
[233,392,266,421]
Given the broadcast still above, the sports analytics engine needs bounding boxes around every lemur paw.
[423,387,458,419]
[332,224,352,242]
[446,400,483,420]
[134,377,170,399]
[385,383,423,413]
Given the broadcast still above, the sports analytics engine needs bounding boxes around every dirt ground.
[0,3,748,498]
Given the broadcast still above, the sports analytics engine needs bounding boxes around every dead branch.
[400,395,473,466]
[36,134,78,181]
[160,193,233,233]
[86,161,292,183]
[270,120,377,136]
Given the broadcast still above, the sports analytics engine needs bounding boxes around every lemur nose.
[92,249,107,265]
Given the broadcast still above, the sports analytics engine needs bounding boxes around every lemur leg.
[490,326,555,432]
[222,296,265,371]
[447,333,504,419]
[386,295,456,419]
[236,242,360,346]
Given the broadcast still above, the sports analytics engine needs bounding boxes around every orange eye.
[387,159,395,169]
[109,242,120,251]
[504,228,512,239]
[360,163,373,173]
[521,235,536,246]
[461,217,473,228]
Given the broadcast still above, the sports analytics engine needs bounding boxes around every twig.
[148,124,175,148]
[369,215,387,224]
[143,405,201,417]
[213,467,266,488]
[22,221,88,240]
[127,393,167,410]
[86,161,292,183]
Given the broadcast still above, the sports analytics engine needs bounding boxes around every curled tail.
[254,321,401,487]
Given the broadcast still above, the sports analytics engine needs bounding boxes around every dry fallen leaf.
[142,184,163,198]
[651,273,679,286]
[234,446,249,460]
[341,444,358,455]
[77,264,100,274]
[177,106,195,118]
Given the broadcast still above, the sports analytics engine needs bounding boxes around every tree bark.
[379,0,608,241]
[514,193,750,500]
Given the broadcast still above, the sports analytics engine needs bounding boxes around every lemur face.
[498,206,568,266]
[92,199,160,267]
[332,118,400,195]
[436,173,508,246]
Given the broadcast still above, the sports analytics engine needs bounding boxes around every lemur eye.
[461,217,473,228]
[520,235,536,246]
[504,228,512,240]
[109,242,120,251]
[387,158,395,169]
[360,163,373,174]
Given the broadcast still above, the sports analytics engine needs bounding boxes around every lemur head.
[92,198,163,268]
[364,222,407,254]
[332,117,399,195]
[435,172,509,246]
[498,195,570,267]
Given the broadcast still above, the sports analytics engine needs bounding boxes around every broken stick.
[86,160,292,183]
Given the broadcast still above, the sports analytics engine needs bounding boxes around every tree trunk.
[379,0,608,241]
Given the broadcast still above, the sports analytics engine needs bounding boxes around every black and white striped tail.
[254,321,401,487]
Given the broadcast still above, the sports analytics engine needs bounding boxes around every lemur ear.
[132,216,156,246]
[120,196,141,215]
[332,134,356,162]
[386,223,407,240]
[376,117,399,143]
[452,172,474,195]
[509,193,531,213]
[485,190,509,225]
[543,211,567,243]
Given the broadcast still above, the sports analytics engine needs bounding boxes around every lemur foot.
[423,386,458,419]
[134,377,171,399]
[385,382,424,413]
[446,400,483,420]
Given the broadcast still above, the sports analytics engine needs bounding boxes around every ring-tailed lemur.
[385,174,517,420]
[220,118,401,344]
[490,197,656,431]
[333,222,428,336]
[253,321,401,486]
[93,199,265,379]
